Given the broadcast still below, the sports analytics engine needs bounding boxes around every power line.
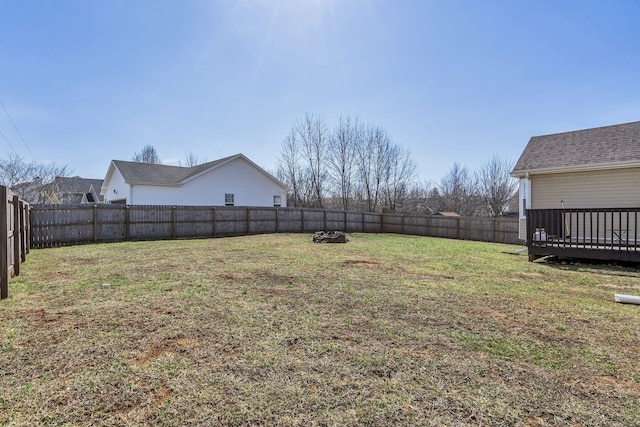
[0,128,19,156]
[0,97,37,162]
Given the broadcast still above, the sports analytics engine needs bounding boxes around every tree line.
[276,114,517,217]
[0,116,516,215]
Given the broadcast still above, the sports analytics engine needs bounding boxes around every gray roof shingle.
[513,121,640,174]
[53,176,104,204]
[113,155,237,185]
[55,176,104,194]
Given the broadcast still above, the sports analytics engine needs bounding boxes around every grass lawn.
[1,233,640,426]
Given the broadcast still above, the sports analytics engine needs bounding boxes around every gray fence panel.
[29,204,521,248]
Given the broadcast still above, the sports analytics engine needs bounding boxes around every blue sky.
[1,0,639,183]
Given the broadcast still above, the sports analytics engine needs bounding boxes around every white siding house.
[100,154,287,207]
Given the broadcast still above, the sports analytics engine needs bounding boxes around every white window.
[273,195,281,207]
[225,193,234,206]
[519,178,530,219]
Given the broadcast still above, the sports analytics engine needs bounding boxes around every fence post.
[456,217,461,240]
[171,206,177,239]
[344,210,347,232]
[212,207,217,238]
[24,204,30,254]
[19,202,26,262]
[492,218,497,243]
[125,206,130,241]
[301,209,305,233]
[246,207,250,235]
[12,195,19,277]
[93,204,98,242]
[323,209,327,232]
[275,208,279,233]
[1,186,8,299]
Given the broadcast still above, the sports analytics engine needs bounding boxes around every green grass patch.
[1,233,640,425]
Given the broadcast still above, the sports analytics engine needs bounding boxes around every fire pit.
[312,231,348,243]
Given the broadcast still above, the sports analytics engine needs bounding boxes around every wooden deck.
[526,208,640,263]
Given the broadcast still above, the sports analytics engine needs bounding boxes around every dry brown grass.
[1,233,640,426]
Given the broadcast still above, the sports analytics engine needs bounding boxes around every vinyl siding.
[128,157,287,207]
[531,168,640,209]
[524,167,640,241]
[102,167,131,204]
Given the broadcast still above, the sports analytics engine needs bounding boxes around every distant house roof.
[512,121,640,176]
[106,153,286,189]
[53,176,104,204]
[55,176,104,195]
[435,212,460,217]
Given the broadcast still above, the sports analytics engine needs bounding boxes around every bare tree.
[381,145,417,211]
[0,153,36,191]
[180,151,207,167]
[476,155,517,217]
[277,114,421,212]
[277,129,311,207]
[401,180,436,214]
[0,153,71,204]
[132,145,161,164]
[437,163,482,216]
[354,125,391,212]
[328,115,361,210]
[296,113,329,208]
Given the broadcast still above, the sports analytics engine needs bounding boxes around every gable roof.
[512,121,640,176]
[107,153,285,188]
[55,176,104,195]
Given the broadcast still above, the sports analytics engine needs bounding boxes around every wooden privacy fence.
[30,204,520,248]
[1,185,30,300]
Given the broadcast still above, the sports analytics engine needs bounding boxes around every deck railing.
[526,208,639,262]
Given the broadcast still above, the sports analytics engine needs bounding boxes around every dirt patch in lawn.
[343,259,379,267]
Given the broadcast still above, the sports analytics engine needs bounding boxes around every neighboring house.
[13,176,103,205]
[100,153,287,207]
[50,176,104,204]
[511,121,640,241]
